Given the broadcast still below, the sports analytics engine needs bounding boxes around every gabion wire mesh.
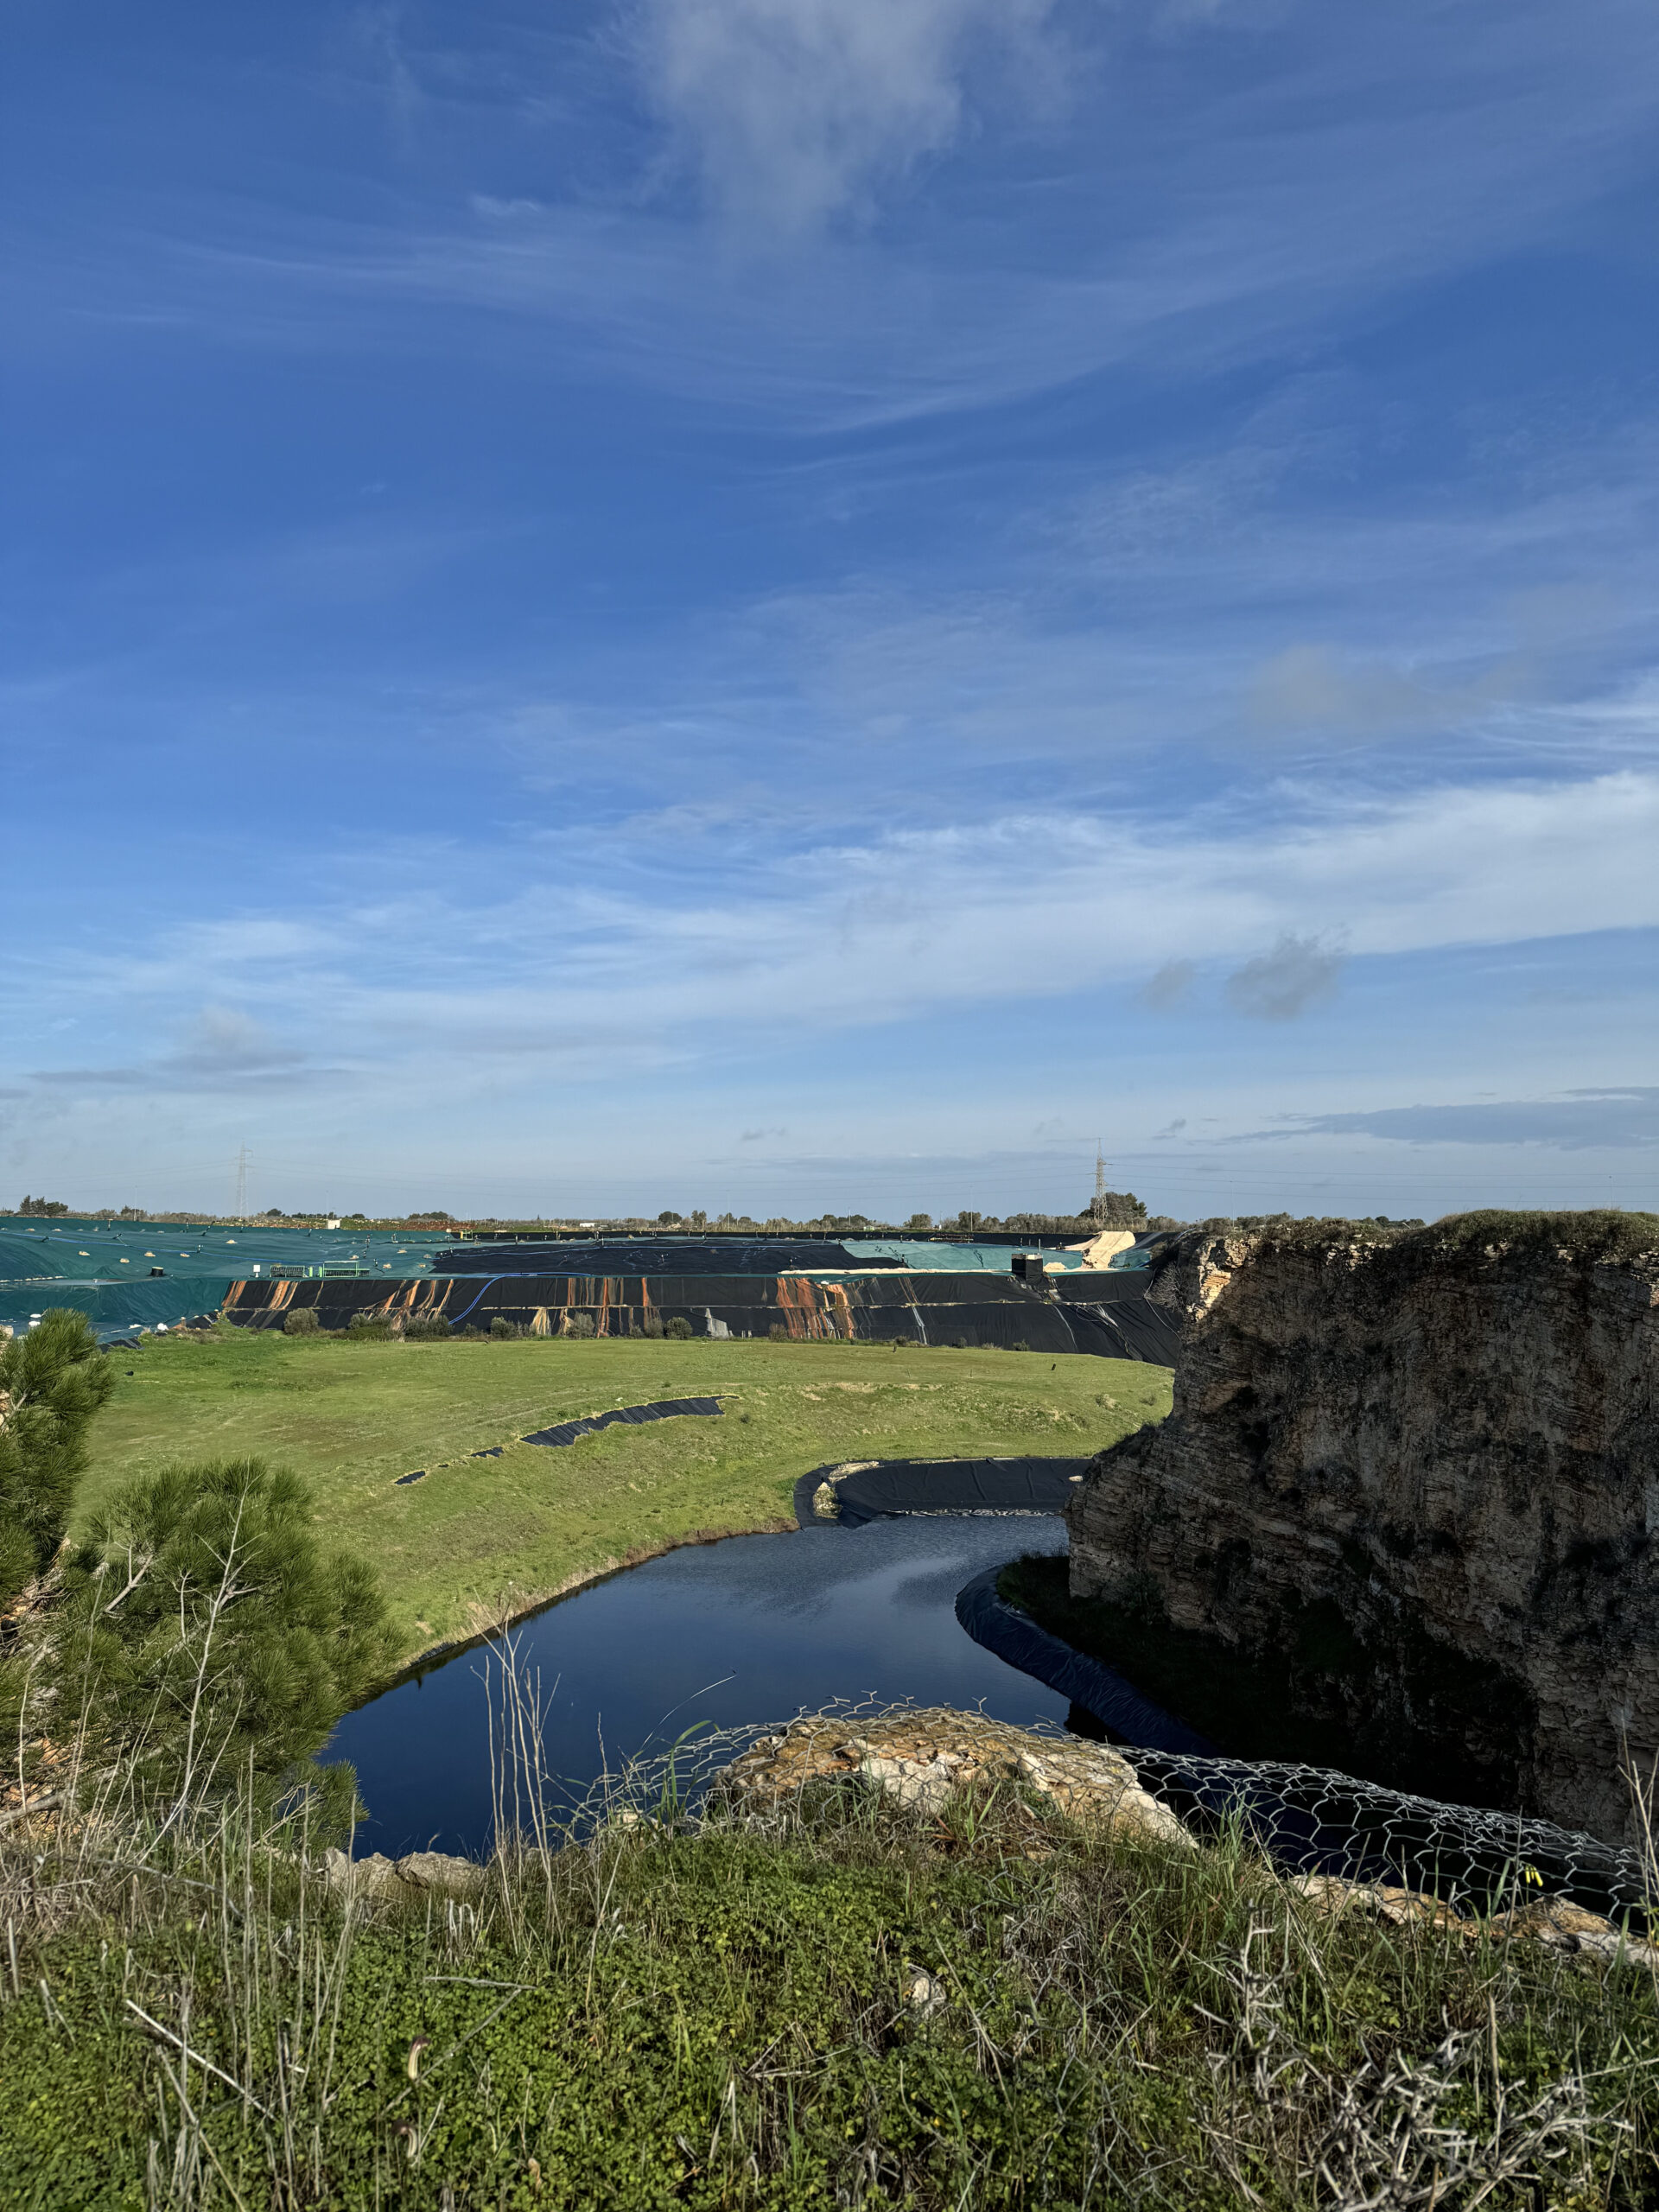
[1123,1745,1652,1921]
[483,1659,1651,1923]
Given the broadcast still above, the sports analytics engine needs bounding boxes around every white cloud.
[1141,959,1198,1009]
[1224,933,1345,1020]
[631,0,1055,233]
[1249,645,1446,734]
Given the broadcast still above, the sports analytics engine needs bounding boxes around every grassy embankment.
[82,1329,1170,1669]
[6,1765,1657,2209]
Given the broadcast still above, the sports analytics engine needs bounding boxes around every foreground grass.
[82,1330,1167,1666]
[3,1774,1655,2211]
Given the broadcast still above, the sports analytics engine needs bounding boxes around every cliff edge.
[1065,1211,1659,1842]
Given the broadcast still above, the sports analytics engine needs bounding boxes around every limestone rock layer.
[1065,1215,1659,1843]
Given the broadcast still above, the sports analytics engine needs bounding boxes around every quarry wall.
[1065,1214,1659,1842]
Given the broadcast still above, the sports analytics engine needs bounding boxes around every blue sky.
[3,0,1657,1221]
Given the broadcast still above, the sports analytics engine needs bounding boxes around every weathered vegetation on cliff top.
[83,1326,1171,1667]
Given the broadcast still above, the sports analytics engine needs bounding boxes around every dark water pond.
[325,1517,1067,1858]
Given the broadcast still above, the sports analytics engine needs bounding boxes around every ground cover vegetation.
[1185,1209,1657,1258]
[81,1326,1169,1667]
[3,1731,1657,2210]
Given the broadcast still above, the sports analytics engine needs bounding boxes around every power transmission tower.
[232,1143,251,1222]
[1091,1143,1108,1227]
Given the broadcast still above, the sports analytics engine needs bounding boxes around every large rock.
[322,1847,485,1901]
[719,1707,1192,1847]
[1066,1214,1659,1843]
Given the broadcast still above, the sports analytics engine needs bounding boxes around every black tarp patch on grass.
[396,1469,426,1485]
[522,1395,723,1449]
[795,1455,1090,1527]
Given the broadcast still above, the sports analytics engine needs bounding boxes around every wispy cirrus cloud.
[10,771,1659,1100]
[14,0,1658,437]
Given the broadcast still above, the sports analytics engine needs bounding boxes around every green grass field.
[82,1330,1171,1668]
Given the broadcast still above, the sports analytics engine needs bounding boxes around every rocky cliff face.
[1065,1213,1659,1842]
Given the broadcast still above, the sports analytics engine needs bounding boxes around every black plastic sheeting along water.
[220,1268,1178,1363]
[794,1457,1091,1528]
[523,1397,723,1448]
[954,1566,1213,1753]
[429,1238,905,1277]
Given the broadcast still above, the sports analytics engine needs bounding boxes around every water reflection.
[326,1516,1068,1857]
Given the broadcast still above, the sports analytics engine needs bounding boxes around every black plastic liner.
[797,1457,1091,1527]
[221,1268,1177,1363]
[955,1565,1212,1751]
[522,1396,723,1448]
[1052,1294,1182,1367]
[431,1238,904,1278]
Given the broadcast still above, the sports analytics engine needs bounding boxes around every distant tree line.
[6,1197,1160,1234]
[638,1198,1149,1236]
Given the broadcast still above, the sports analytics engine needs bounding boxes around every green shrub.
[489,1315,520,1340]
[345,1310,394,1341]
[663,1314,694,1341]
[60,1457,397,1801]
[768,1322,791,1342]
[282,1306,320,1335]
[642,1313,665,1338]
[0,1309,114,1605]
[567,1313,597,1338]
[403,1311,451,1341]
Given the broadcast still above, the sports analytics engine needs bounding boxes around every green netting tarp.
[0,1217,445,1338]
[0,1217,442,1284]
[0,1275,234,1340]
